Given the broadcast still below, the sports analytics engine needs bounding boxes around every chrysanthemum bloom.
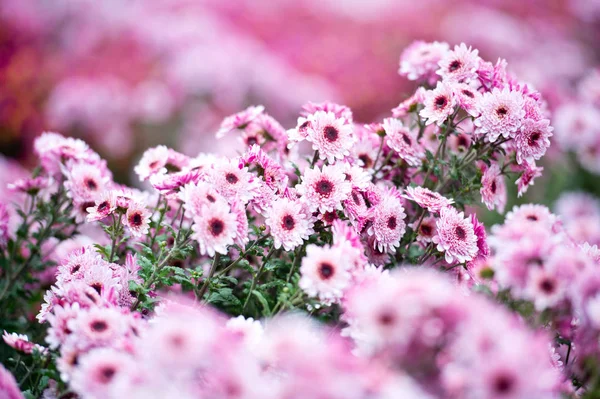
[123,201,151,237]
[34,132,95,175]
[453,83,481,116]
[474,88,526,142]
[504,204,557,229]
[206,158,259,205]
[67,307,129,347]
[265,197,313,251]
[351,125,381,169]
[86,191,117,222]
[304,111,355,163]
[179,181,226,218]
[343,163,371,190]
[0,363,22,399]
[433,207,478,263]
[64,162,110,204]
[7,176,53,195]
[383,118,424,167]
[399,41,449,84]
[437,43,480,84]
[403,186,454,213]
[45,303,81,349]
[514,160,543,197]
[192,202,237,257]
[70,348,136,397]
[2,331,46,354]
[524,267,564,311]
[419,82,457,126]
[299,244,351,304]
[392,87,426,118]
[480,164,506,213]
[225,315,264,353]
[133,145,169,181]
[514,118,553,164]
[367,195,407,253]
[296,164,351,213]
[410,216,437,244]
[301,101,353,123]
[215,105,264,138]
[470,214,490,261]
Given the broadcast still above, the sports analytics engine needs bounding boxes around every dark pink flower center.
[421,224,432,236]
[461,89,474,98]
[434,96,448,109]
[315,179,333,196]
[226,173,239,184]
[98,366,117,384]
[402,134,411,145]
[378,310,395,326]
[358,154,372,168]
[324,125,339,142]
[85,179,98,190]
[528,132,541,146]
[97,202,109,212]
[207,195,216,203]
[539,278,556,294]
[281,215,295,231]
[455,226,466,239]
[130,212,143,227]
[496,107,508,118]
[526,215,538,221]
[493,373,515,394]
[209,219,225,236]
[318,262,335,280]
[91,320,108,332]
[387,216,397,230]
[491,180,497,194]
[448,60,462,72]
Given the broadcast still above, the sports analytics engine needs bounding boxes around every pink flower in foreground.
[0,363,23,399]
[514,161,543,197]
[265,197,313,251]
[474,88,526,142]
[306,111,355,163]
[514,118,553,164]
[367,194,407,253]
[123,201,151,237]
[299,244,351,305]
[86,191,117,222]
[71,348,136,397]
[134,145,169,182]
[296,164,351,214]
[403,186,454,213]
[383,118,423,167]
[207,158,259,205]
[433,207,478,263]
[420,82,457,126]
[191,201,237,257]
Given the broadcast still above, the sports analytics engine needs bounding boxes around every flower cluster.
[2,40,598,398]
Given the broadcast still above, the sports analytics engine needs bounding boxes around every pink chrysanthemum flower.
[301,101,353,123]
[299,244,351,305]
[504,204,557,229]
[514,160,543,197]
[343,163,371,190]
[2,331,46,354]
[86,191,117,222]
[419,82,457,126]
[433,207,478,263]
[68,307,129,346]
[207,158,259,205]
[133,145,169,181]
[403,186,454,213]
[391,87,426,118]
[45,303,81,349]
[352,124,381,169]
[514,118,553,164]
[149,169,202,197]
[287,116,312,144]
[70,348,135,397]
[64,162,110,204]
[470,214,490,262]
[437,43,480,83]
[7,176,53,195]
[265,197,313,251]
[123,201,151,237]
[367,195,407,253]
[179,181,226,219]
[0,363,22,399]
[296,164,352,214]
[410,216,437,244]
[305,111,355,163]
[215,105,265,138]
[474,88,526,142]
[453,83,481,116]
[191,202,237,257]
[383,118,424,167]
[480,164,507,213]
[399,41,449,84]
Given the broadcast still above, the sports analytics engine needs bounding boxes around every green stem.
[196,253,220,301]
[243,246,275,311]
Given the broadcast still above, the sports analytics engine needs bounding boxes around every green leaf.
[252,290,271,317]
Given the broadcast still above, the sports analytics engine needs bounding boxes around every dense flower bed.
[0,40,599,398]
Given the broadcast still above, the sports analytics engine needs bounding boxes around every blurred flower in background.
[0,0,599,203]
